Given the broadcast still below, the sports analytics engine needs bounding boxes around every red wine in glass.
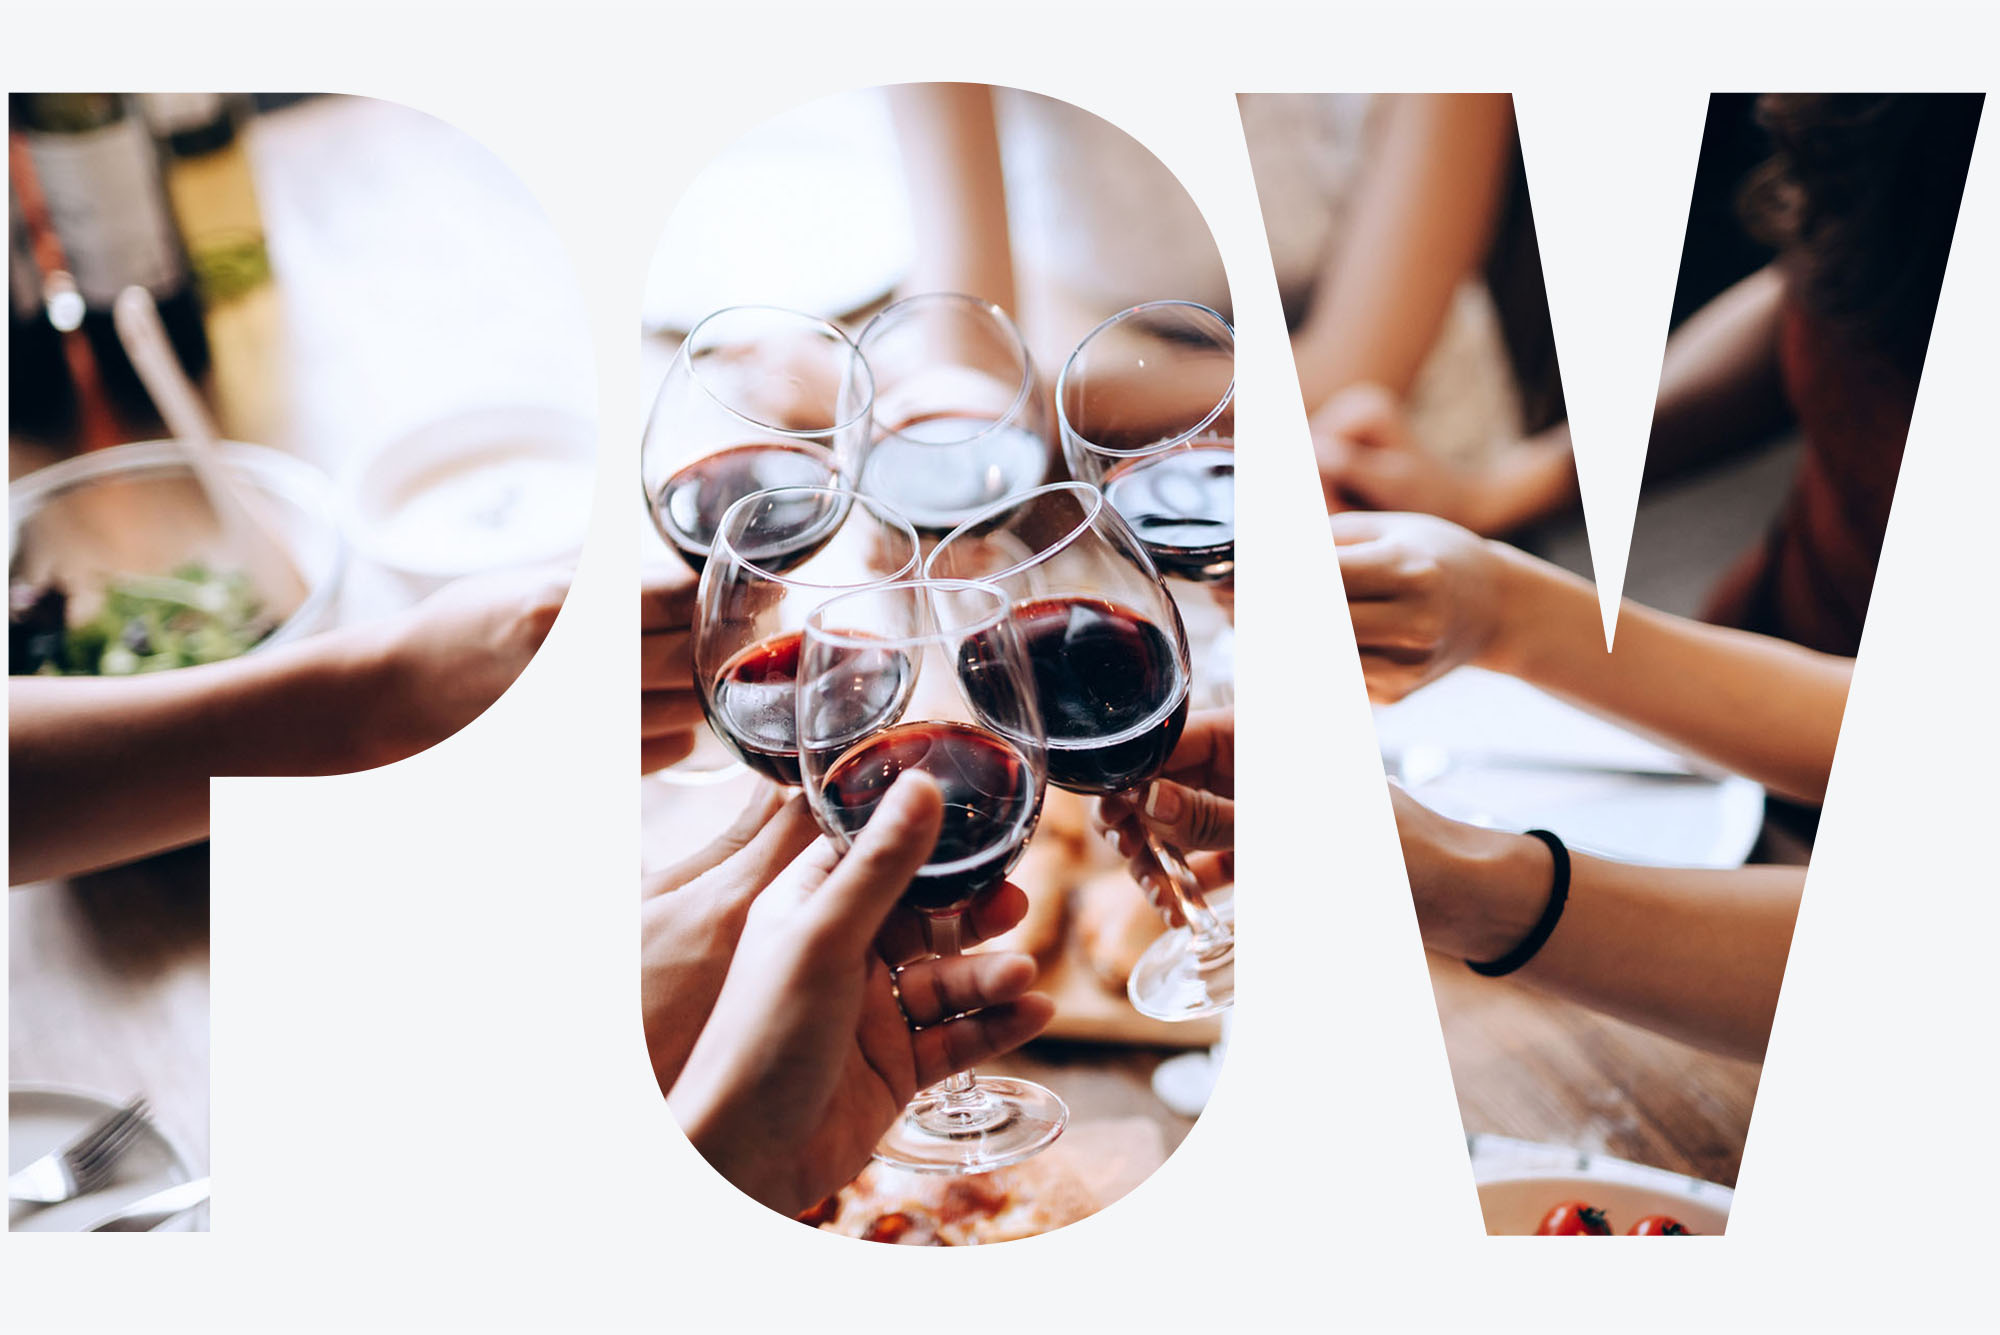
[819,720,1042,914]
[859,415,1050,536]
[653,441,841,574]
[1101,442,1235,583]
[962,596,1189,795]
[706,631,913,786]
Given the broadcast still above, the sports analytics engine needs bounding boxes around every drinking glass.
[930,482,1235,1020]
[643,305,873,574]
[853,292,1053,536]
[797,578,1064,1173]
[695,487,919,786]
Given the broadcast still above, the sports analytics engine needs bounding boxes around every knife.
[83,1176,210,1232]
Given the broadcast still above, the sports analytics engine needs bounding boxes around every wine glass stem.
[921,910,982,1104]
[1139,824,1233,963]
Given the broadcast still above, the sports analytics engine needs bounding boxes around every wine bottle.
[11,93,210,416]
[139,93,271,305]
[8,186,77,439]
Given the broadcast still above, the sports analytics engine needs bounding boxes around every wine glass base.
[1128,928,1235,1021]
[872,1077,1068,1175]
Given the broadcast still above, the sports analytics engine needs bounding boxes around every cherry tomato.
[1629,1215,1693,1235]
[1536,1200,1612,1235]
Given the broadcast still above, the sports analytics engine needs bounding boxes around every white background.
[3,1,1997,1329]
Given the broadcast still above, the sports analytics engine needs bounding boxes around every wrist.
[1469,540,1543,679]
[1428,825,1554,963]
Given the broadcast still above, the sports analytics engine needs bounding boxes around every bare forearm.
[886,82,1016,312]
[1293,94,1514,412]
[1644,265,1794,481]
[1485,545,1850,802]
[1431,827,1798,1060]
[9,630,390,883]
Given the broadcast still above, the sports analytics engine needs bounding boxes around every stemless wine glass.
[695,487,920,787]
[643,305,875,574]
[796,578,1064,1174]
[853,292,1053,536]
[1057,301,1234,585]
[930,482,1235,1021]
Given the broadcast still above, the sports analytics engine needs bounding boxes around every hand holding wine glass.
[796,578,1065,1174]
[1092,708,1235,924]
[930,483,1235,1020]
[666,773,1053,1218]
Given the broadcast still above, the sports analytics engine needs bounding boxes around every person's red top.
[1702,298,1918,658]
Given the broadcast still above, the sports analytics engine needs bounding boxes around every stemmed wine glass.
[929,482,1235,1021]
[695,487,920,786]
[643,306,874,573]
[853,292,1053,536]
[643,307,873,781]
[796,578,1065,1174]
[1057,300,1234,584]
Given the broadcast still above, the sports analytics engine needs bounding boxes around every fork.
[7,1097,152,1205]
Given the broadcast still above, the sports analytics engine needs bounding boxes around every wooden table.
[9,94,593,1195]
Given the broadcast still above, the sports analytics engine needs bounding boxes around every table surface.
[9,93,594,1191]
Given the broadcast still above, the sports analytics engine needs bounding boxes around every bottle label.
[26,120,186,306]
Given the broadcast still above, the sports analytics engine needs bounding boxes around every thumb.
[804,771,945,951]
[1137,779,1234,852]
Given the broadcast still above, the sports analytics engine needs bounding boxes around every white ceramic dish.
[1375,668,1765,869]
[339,405,596,584]
[1477,1170,1732,1236]
[8,1084,206,1232]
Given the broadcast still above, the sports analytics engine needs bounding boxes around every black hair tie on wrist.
[1467,828,1570,978]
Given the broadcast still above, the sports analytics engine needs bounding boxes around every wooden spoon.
[112,285,309,612]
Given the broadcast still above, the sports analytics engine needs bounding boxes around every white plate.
[339,405,596,584]
[8,1084,206,1232]
[1477,1171,1732,1236]
[1375,668,1765,869]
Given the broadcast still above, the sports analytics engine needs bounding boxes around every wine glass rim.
[802,576,1012,651]
[676,304,877,438]
[712,485,920,590]
[924,480,1111,583]
[1055,299,1235,460]
[857,292,1038,449]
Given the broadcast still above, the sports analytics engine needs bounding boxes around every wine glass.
[644,306,874,781]
[695,487,920,786]
[643,305,874,574]
[853,292,1053,535]
[796,578,1065,1174]
[929,482,1235,1021]
[1057,300,1234,584]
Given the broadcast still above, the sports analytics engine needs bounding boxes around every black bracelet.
[1466,828,1570,978]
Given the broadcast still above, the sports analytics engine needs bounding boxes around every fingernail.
[1143,782,1183,823]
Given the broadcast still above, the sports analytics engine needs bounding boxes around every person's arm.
[1642,263,1794,484]
[1335,513,1850,804]
[1396,785,1797,1062]
[9,567,565,884]
[1291,94,1515,414]
[884,83,1016,313]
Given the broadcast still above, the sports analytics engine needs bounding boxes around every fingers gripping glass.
[929,483,1235,1021]
[694,487,920,786]
[798,579,1065,1174]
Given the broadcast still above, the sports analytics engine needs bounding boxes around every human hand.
[1313,383,1490,527]
[1091,709,1234,924]
[641,561,703,774]
[641,780,1031,1097]
[356,564,568,767]
[1331,511,1519,704]
[667,774,1052,1217]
